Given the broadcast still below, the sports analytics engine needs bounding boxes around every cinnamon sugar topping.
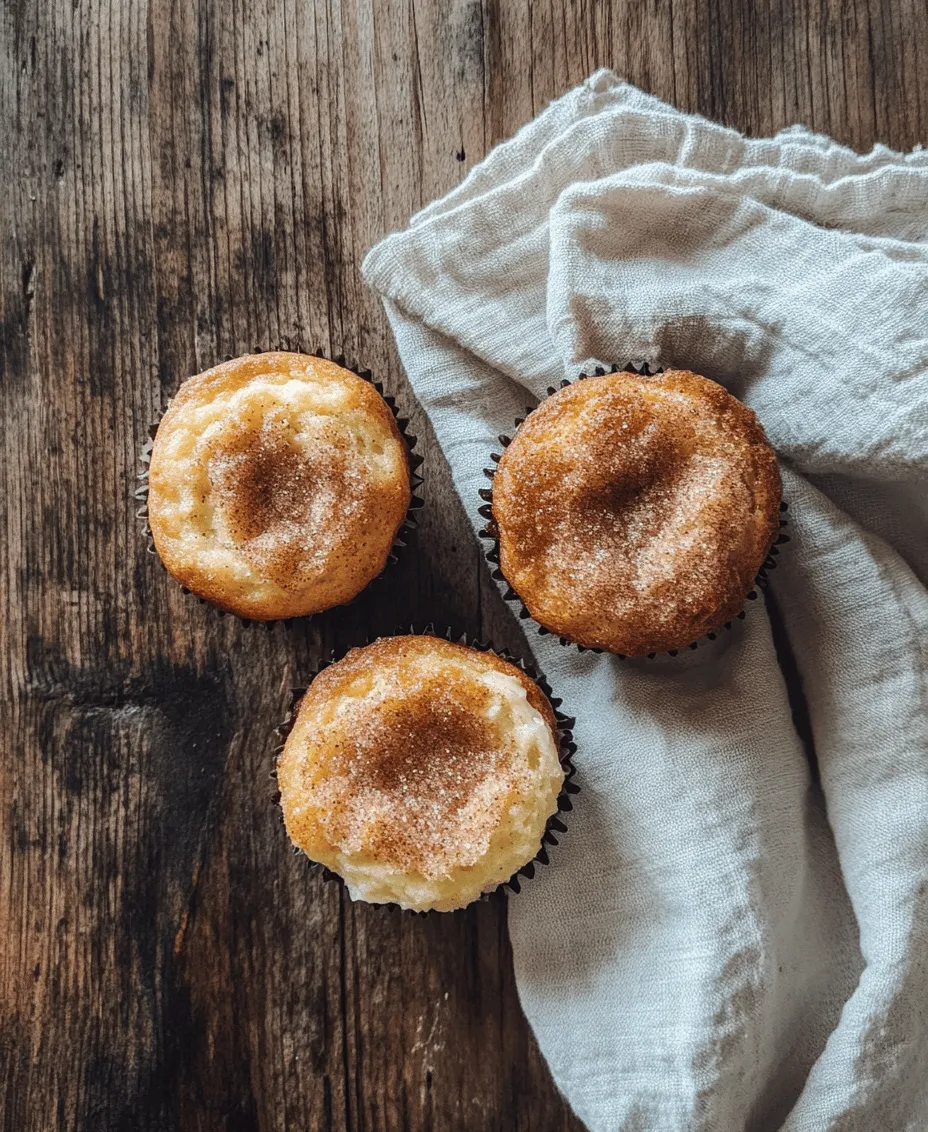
[277,636,565,911]
[492,370,781,655]
[146,352,410,619]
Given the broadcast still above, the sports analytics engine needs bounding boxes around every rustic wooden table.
[2,2,925,1128]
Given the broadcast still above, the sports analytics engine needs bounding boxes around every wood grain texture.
[0,1,924,1128]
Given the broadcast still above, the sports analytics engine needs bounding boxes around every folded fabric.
[363,71,928,1132]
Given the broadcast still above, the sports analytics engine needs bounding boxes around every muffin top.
[491,369,781,656]
[277,635,565,912]
[147,352,410,619]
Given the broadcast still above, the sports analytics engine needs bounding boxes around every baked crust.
[278,636,564,912]
[147,353,410,619]
[492,369,782,655]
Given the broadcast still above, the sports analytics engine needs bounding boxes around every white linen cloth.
[362,70,928,1132]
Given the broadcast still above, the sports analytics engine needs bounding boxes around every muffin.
[146,352,411,620]
[277,635,566,912]
[489,369,781,656]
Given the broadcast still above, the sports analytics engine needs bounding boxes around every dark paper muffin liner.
[134,348,424,627]
[271,624,578,913]
[477,362,790,658]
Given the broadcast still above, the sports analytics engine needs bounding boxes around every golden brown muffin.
[490,369,781,656]
[277,636,565,912]
[147,352,410,620]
